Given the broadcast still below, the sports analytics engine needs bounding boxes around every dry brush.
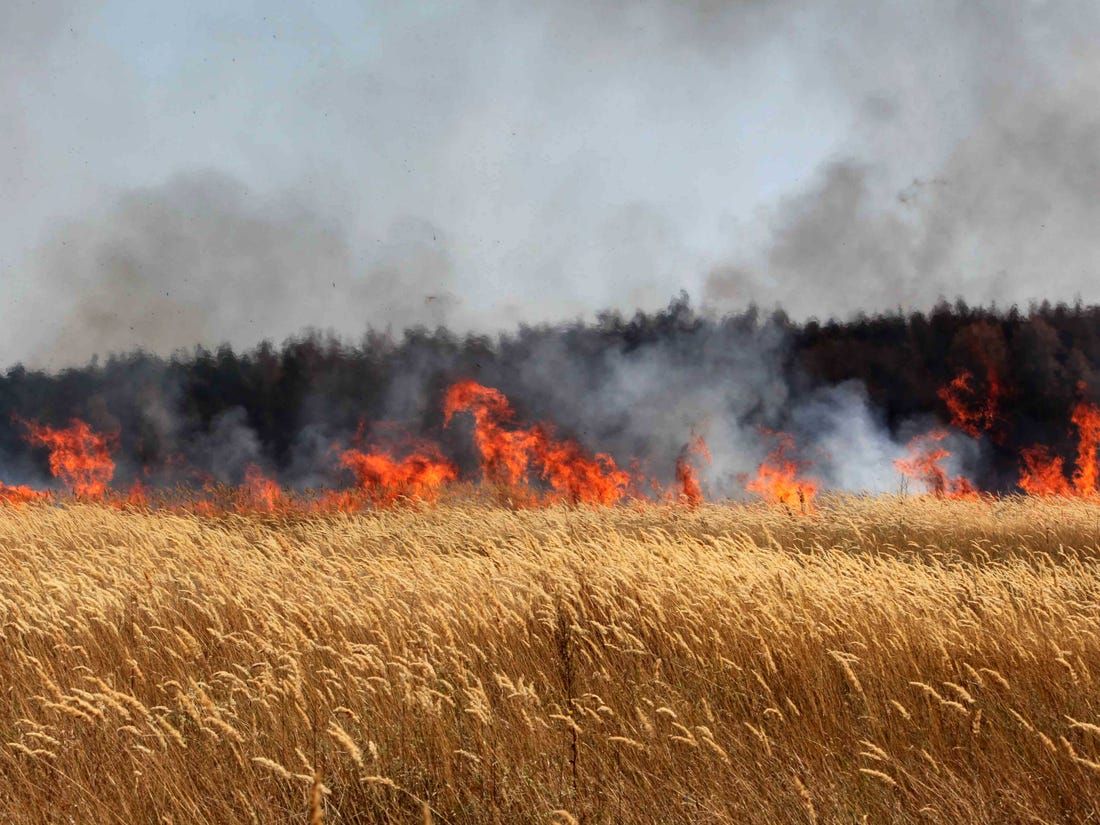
[0,497,1099,822]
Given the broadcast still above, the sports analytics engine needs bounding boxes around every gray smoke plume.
[705,1,1100,318]
[5,0,1100,371]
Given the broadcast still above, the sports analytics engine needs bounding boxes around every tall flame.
[1018,401,1100,497]
[443,381,538,485]
[675,435,711,507]
[22,418,116,499]
[1070,402,1100,496]
[746,432,817,511]
[443,380,630,504]
[894,430,977,499]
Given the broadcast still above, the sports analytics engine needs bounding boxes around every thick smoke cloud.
[30,172,459,363]
[704,1,1100,318]
[5,0,1100,369]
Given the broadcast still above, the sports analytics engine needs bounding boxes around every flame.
[894,430,977,499]
[1019,401,1100,497]
[1018,446,1072,496]
[240,465,284,512]
[339,446,457,506]
[22,418,116,499]
[675,435,711,507]
[443,381,538,485]
[125,480,149,507]
[310,490,369,513]
[1070,402,1100,496]
[443,380,630,504]
[746,432,817,511]
[535,436,631,505]
[0,483,50,506]
[938,366,1003,439]
[106,480,150,510]
[190,499,218,517]
[22,372,1100,510]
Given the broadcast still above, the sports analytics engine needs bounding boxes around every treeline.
[1,295,1099,489]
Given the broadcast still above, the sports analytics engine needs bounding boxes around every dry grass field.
[2,497,1100,823]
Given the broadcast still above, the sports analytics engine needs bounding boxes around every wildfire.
[536,438,631,505]
[1070,402,1100,496]
[746,432,817,512]
[443,381,537,485]
[939,366,1003,439]
[1018,446,1072,497]
[126,480,149,507]
[240,465,284,512]
[339,446,457,506]
[0,483,50,506]
[675,435,711,507]
[21,418,116,499]
[11,371,1100,511]
[894,430,977,499]
[443,380,631,504]
[1016,401,1100,497]
[107,480,150,510]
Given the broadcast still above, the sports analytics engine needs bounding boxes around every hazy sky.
[4,0,1100,366]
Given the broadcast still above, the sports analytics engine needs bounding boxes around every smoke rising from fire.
[5,1,1100,369]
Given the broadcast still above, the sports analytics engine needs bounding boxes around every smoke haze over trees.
[6,1,1100,367]
[2,296,1099,497]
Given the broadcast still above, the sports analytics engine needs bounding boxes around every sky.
[4,0,1100,366]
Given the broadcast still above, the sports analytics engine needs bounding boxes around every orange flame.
[444,380,630,505]
[443,381,538,485]
[1016,401,1100,497]
[1070,402,1100,496]
[746,432,817,511]
[894,430,977,499]
[107,480,150,510]
[675,435,711,507]
[1018,446,1072,497]
[240,465,284,512]
[938,366,1003,439]
[339,446,457,506]
[535,435,631,505]
[1012,400,1100,497]
[126,480,149,507]
[309,490,369,513]
[22,418,116,499]
[0,482,50,506]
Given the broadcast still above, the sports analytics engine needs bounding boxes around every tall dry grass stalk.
[0,495,1099,822]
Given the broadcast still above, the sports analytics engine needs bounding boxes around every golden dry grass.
[2,495,1100,822]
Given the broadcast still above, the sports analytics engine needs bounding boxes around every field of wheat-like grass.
[2,496,1100,823]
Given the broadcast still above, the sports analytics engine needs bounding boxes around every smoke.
[789,382,906,495]
[705,1,1100,318]
[2,296,1099,498]
[6,0,1100,369]
[24,172,466,366]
